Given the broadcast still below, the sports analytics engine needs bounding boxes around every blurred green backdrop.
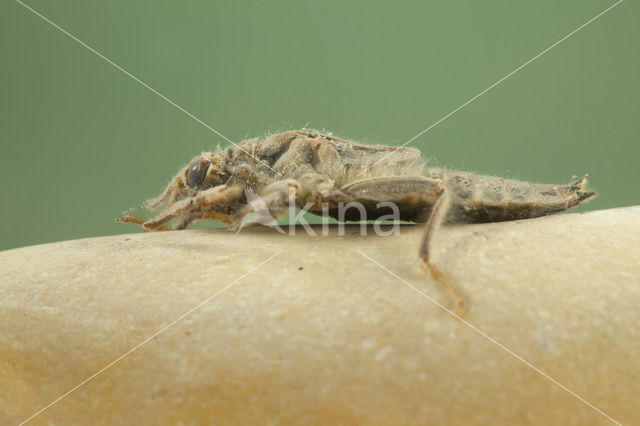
[1,0,638,251]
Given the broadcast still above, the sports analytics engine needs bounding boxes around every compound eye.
[186,160,211,189]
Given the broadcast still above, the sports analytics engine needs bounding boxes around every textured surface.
[1,207,639,425]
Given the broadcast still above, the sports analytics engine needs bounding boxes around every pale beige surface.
[1,207,639,425]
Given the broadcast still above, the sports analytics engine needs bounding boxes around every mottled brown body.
[425,168,595,224]
[118,130,596,314]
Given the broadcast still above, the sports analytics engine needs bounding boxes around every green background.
[1,0,638,251]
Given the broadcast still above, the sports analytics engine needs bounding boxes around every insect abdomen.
[426,169,596,223]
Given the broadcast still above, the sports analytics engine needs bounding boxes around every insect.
[118,130,596,314]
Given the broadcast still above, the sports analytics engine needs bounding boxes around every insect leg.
[419,187,466,315]
[116,215,173,231]
[340,176,444,221]
[341,176,443,201]
[339,176,465,312]
[144,175,183,210]
[228,179,301,230]
[143,185,243,230]
[173,213,199,230]
[166,211,233,230]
